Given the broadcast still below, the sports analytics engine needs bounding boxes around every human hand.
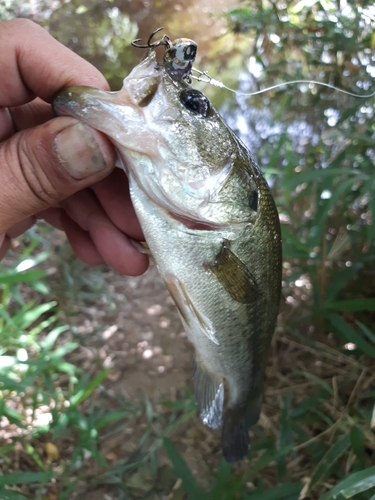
[0,18,148,275]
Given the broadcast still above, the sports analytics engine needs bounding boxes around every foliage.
[1,0,375,498]
[0,239,136,499]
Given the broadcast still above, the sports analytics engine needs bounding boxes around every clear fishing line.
[191,68,375,99]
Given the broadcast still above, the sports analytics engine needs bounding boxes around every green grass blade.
[325,313,375,357]
[95,411,130,430]
[0,406,24,427]
[210,460,242,499]
[350,426,366,469]
[49,342,79,360]
[0,471,54,485]
[320,466,375,499]
[0,269,47,285]
[252,444,295,473]
[309,434,351,491]
[298,371,334,394]
[40,325,70,350]
[325,266,360,302]
[15,251,50,272]
[286,168,360,190]
[247,482,303,499]
[326,299,375,312]
[164,437,207,499]
[20,302,57,330]
[356,321,375,344]
[0,487,28,500]
[278,392,294,479]
[367,187,375,244]
[70,369,110,406]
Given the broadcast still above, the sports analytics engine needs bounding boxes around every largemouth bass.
[53,33,282,463]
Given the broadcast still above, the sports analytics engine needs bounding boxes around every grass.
[0,237,140,499]
[1,0,375,498]
[1,230,375,499]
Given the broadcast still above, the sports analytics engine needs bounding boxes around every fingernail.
[55,122,106,179]
[129,238,151,255]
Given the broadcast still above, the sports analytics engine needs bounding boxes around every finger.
[6,217,36,238]
[0,108,15,142]
[0,234,11,261]
[0,18,109,107]
[9,98,54,131]
[0,99,53,144]
[91,169,145,241]
[61,190,149,275]
[35,208,64,230]
[61,212,105,266]
[0,116,116,233]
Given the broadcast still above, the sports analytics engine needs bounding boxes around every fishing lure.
[132,27,197,82]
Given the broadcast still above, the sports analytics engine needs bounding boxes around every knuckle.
[16,131,61,206]
[1,18,36,39]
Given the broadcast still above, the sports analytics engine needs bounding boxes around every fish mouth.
[52,84,160,162]
[167,210,239,231]
[168,212,219,231]
[53,86,138,132]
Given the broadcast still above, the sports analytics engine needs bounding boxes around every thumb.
[0,116,116,233]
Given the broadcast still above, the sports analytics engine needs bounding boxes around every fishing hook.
[131,27,172,50]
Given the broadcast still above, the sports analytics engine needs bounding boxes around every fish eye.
[179,89,210,117]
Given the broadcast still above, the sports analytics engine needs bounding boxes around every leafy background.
[0,0,375,498]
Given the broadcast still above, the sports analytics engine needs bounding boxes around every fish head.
[53,49,258,226]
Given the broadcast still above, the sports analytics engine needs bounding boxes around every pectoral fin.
[208,241,259,304]
[164,274,219,345]
[193,356,224,429]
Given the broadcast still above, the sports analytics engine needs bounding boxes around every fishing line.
[191,68,375,99]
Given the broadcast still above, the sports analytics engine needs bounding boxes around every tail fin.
[221,395,262,463]
[221,406,250,463]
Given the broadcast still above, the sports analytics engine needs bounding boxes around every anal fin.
[193,356,224,430]
[164,274,219,345]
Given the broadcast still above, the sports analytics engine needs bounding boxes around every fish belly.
[129,180,259,397]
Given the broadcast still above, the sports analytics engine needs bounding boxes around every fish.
[53,33,282,463]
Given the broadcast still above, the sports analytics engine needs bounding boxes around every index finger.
[0,18,110,107]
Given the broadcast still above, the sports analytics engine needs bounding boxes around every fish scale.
[53,33,282,462]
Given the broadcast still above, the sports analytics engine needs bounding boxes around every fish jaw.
[52,85,160,159]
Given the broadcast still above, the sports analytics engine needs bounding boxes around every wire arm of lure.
[191,68,375,99]
[131,27,172,50]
